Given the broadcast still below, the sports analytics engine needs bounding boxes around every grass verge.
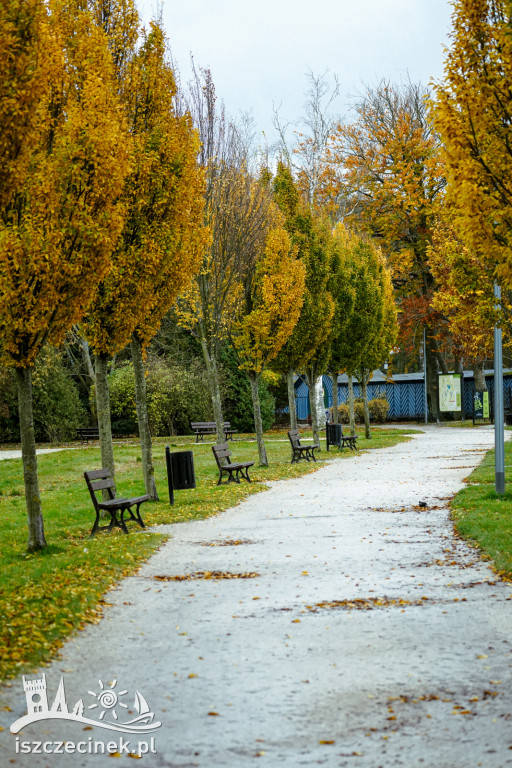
[0,426,414,680]
[451,438,512,579]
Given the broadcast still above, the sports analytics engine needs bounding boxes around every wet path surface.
[1,426,511,767]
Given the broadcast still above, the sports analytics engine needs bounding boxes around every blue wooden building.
[294,370,512,421]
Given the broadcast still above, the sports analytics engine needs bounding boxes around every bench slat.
[90,478,116,492]
[85,469,111,480]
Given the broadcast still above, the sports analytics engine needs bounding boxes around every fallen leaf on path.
[306,596,429,612]
[155,571,259,581]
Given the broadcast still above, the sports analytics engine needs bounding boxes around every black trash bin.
[166,448,196,504]
[326,422,342,451]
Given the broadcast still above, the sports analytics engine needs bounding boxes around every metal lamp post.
[423,327,428,424]
[494,282,505,494]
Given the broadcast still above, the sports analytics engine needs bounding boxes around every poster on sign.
[439,374,462,412]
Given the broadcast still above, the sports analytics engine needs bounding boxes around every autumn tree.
[431,0,512,286]
[231,224,305,465]
[328,226,393,436]
[0,0,130,551]
[326,81,447,417]
[427,217,508,390]
[270,163,334,435]
[83,14,205,498]
[0,0,45,207]
[325,228,356,424]
[177,66,278,441]
[301,218,337,447]
[273,70,343,217]
[354,247,398,438]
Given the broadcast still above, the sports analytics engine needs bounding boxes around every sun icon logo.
[88,679,128,721]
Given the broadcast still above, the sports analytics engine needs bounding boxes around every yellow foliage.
[177,164,278,350]
[83,20,206,354]
[428,216,500,361]
[0,0,131,367]
[231,225,306,376]
[0,0,47,207]
[431,0,512,285]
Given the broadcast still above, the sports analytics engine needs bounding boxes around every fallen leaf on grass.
[319,740,335,745]
[208,711,219,716]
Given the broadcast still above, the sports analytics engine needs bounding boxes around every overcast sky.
[137,0,454,142]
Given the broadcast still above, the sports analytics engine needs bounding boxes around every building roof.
[335,369,512,385]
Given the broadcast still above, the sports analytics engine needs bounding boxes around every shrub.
[220,346,275,432]
[368,397,389,422]
[336,400,364,423]
[335,403,350,424]
[90,357,212,437]
[0,346,86,443]
[146,357,211,436]
[107,365,138,434]
[335,396,389,424]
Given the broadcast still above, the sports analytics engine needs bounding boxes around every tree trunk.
[453,356,463,420]
[360,373,371,439]
[473,360,487,391]
[286,370,298,430]
[94,353,115,491]
[131,333,158,501]
[348,374,356,437]
[16,367,47,552]
[249,373,268,466]
[331,372,339,424]
[78,332,95,383]
[305,368,321,449]
[425,329,440,422]
[200,336,225,442]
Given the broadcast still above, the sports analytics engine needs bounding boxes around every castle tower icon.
[23,674,49,715]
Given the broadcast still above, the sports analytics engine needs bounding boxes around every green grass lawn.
[0,426,414,681]
[451,438,512,579]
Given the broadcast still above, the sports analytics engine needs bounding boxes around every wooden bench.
[77,428,125,443]
[325,422,359,451]
[191,421,236,442]
[287,429,320,463]
[84,469,149,538]
[212,443,254,485]
[77,428,100,444]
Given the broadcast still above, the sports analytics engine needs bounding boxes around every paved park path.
[1,425,512,767]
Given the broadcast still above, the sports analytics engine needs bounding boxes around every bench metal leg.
[122,503,146,530]
[236,467,251,483]
[218,470,240,485]
[89,509,126,538]
[117,509,130,535]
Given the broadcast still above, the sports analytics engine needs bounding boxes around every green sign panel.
[439,374,462,412]
[474,390,490,420]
